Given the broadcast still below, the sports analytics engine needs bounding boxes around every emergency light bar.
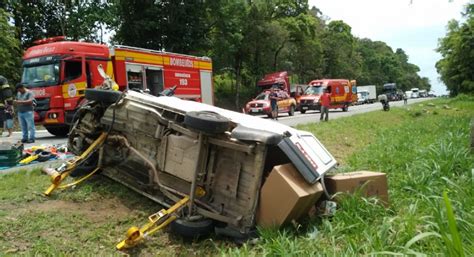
[33,36,66,45]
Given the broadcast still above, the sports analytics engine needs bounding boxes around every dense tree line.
[1,0,432,108]
[436,4,474,96]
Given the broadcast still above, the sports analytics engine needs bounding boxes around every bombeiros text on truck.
[21,36,214,136]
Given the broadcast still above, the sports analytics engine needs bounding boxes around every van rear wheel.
[170,218,214,239]
[184,111,230,134]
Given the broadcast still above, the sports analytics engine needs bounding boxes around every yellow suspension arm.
[116,196,190,250]
[44,132,108,196]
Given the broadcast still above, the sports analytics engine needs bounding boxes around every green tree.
[7,0,115,48]
[114,0,211,54]
[436,4,474,96]
[0,8,21,83]
[322,20,361,79]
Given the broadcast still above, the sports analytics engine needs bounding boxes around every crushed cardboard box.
[257,163,324,228]
[324,171,389,206]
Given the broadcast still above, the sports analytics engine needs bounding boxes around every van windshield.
[305,86,324,95]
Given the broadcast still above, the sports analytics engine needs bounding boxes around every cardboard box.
[257,163,324,228]
[324,171,389,205]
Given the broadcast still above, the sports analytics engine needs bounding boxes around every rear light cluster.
[296,142,318,169]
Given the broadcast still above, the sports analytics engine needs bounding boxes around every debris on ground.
[257,164,324,228]
[323,171,389,206]
[0,141,74,171]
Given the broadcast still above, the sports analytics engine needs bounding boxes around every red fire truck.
[21,36,214,136]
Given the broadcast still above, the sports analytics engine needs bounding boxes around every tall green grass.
[220,97,474,256]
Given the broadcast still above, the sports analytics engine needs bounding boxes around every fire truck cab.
[21,37,213,136]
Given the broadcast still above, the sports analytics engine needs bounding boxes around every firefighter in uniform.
[0,76,14,136]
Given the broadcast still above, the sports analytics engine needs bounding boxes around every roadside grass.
[220,96,473,256]
[0,96,473,256]
[0,171,219,256]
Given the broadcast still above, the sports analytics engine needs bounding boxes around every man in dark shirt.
[269,87,279,120]
[320,88,331,121]
[14,83,36,143]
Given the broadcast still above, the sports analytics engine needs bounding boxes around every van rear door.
[277,131,337,184]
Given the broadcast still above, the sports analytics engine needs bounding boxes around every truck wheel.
[288,105,295,116]
[300,109,306,114]
[184,111,230,134]
[45,125,70,137]
[85,88,122,104]
[342,105,349,112]
[170,218,214,239]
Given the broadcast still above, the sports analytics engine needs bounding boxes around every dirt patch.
[1,198,132,223]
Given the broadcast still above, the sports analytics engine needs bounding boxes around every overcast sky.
[309,0,471,94]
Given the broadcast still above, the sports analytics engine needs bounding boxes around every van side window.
[64,60,82,82]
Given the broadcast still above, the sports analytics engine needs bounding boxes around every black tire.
[288,105,295,116]
[37,151,53,162]
[300,109,306,114]
[342,105,349,112]
[85,88,121,104]
[70,155,99,177]
[184,111,230,134]
[170,218,214,239]
[45,125,70,137]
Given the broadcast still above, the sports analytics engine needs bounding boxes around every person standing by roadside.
[269,87,279,120]
[403,93,408,105]
[4,100,14,137]
[320,88,331,122]
[0,75,13,136]
[14,83,36,143]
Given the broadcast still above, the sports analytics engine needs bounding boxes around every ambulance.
[299,79,356,113]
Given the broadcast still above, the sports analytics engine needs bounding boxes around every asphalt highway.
[2,98,432,147]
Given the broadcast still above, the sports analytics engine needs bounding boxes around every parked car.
[245,90,297,118]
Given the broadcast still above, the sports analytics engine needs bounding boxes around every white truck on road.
[411,88,420,98]
[357,85,377,104]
